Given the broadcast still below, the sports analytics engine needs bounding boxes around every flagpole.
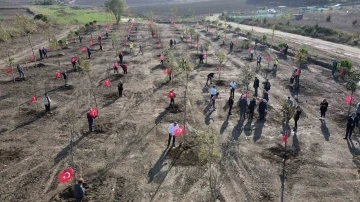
[281,131,287,202]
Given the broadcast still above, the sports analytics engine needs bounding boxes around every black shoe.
[343,137,347,139]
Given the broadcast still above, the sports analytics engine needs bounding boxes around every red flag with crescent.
[5,67,12,73]
[89,107,98,118]
[55,71,61,79]
[103,79,111,87]
[90,40,93,45]
[29,55,35,62]
[167,91,175,98]
[281,132,287,143]
[163,68,168,74]
[266,56,271,61]
[58,167,75,184]
[159,55,164,60]
[345,95,353,105]
[216,67,221,74]
[30,95,37,103]
[113,62,118,68]
[80,47,86,52]
[174,126,185,137]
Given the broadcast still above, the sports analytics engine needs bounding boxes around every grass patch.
[31,5,112,24]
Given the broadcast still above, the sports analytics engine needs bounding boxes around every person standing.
[39,48,43,59]
[119,52,123,64]
[42,93,52,114]
[356,103,360,122]
[320,99,328,120]
[129,42,133,53]
[257,55,262,67]
[332,60,338,75]
[200,45,204,54]
[229,80,236,97]
[248,97,256,119]
[199,53,204,65]
[73,178,85,202]
[170,39,173,49]
[71,57,77,70]
[263,79,271,92]
[117,81,123,97]
[169,89,175,106]
[228,96,234,115]
[137,44,143,55]
[230,41,234,52]
[206,73,215,85]
[99,41,103,50]
[42,47,48,58]
[344,113,357,139]
[62,71,68,86]
[87,47,91,59]
[263,90,269,102]
[17,64,25,78]
[283,44,289,55]
[113,62,119,74]
[168,68,172,81]
[286,96,293,107]
[250,48,254,60]
[239,96,248,119]
[273,58,279,69]
[167,121,179,147]
[258,99,266,120]
[210,86,217,109]
[87,109,96,132]
[78,35,82,43]
[293,106,301,131]
[253,77,259,97]
[120,64,128,75]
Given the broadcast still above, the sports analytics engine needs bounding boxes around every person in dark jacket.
[87,47,91,59]
[239,96,248,119]
[256,55,262,67]
[199,53,204,65]
[78,35,82,43]
[170,39,173,48]
[263,90,269,102]
[293,106,301,131]
[230,41,234,52]
[283,44,289,55]
[248,98,256,119]
[17,64,25,78]
[253,77,259,97]
[120,64,128,74]
[332,60,338,75]
[263,79,271,92]
[73,178,85,202]
[62,71,68,86]
[320,99,328,120]
[39,48,43,59]
[258,99,266,120]
[119,52,123,64]
[117,81,123,97]
[42,47,47,58]
[344,113,357,139]
[206,73,215,85]
[228,96,234,115]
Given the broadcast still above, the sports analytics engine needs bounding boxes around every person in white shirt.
[210,86,217,109]
[250,49,254,60]
[167,122,179,147]
[42,93,52,114]
[229,80,236,97]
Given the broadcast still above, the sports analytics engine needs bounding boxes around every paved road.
[208,14,360,64]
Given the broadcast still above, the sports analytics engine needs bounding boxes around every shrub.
[263,18,267,24]
[353,19,358,26]
[326,15,331,22]
[34,14,43,20]
[241,40,251,49]
[279,42,287,48]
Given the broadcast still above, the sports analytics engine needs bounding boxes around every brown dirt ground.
[1,18,360,202]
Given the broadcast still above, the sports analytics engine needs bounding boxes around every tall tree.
[0,23,16,82]
[215,50,226,81]
[105,0,126,25]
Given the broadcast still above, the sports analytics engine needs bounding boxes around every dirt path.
[208,14,360,65]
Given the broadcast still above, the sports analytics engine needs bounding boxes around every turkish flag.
[194,43,198,47]
[157,44,161,48]
[244,91,248,98]
[163,68,168,74]
[159,55,164,60]
[58,167,75,184]
[339,68,344,75]
[188,36,192,41]
[90,40,93,45]
[266,56,271,61]
[5,67,12,73]
[247,48,251,53]
[30,95,37,103]
[345,95,353,105]
[89,107,98,118]
[123,42,127,47]
[216,67,221,74]
[80,47,86,52]
[55,71,61,79]
[47,48,51,52]
[71,57,76,63]
[103,79,111,87]
[203,53,207,59]
[293,69,300,76]
[281,132,287,143]
[234,41,238,45]
[29,55,35,62]
[174,126,184,137]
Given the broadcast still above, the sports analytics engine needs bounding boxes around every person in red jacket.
[168,89,175,106]
[120,64,128,74]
